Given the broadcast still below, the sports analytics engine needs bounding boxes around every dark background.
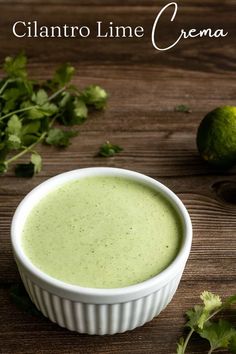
[0,1,236,353]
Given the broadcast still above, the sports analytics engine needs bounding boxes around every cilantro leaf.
[185,291,222,331]
[21,134,39,146]
[32,89,48,105]
[0,162,7,174]
[21,120,41,146]
[199,320,236,351]
[2,97,17,114]
[7,134,21,150]
[40,102,58,116]
[58,91,71,108]
[3,52,27,79]
[198,291,222,329]
[20,101,46,120]
[2,87,24,102]
[0,79,32,114]
[51,63,75,88]
[21,120,41,135]
[10,283,42,317]
[45,128,77,147]
[22,101,58,120]
[98,141,123,157]
[6,114,22,136]
[30,152,42,173]
[61,97,88,125]
[229,334,236,353]
[0,144,8,161]
[200,291,222,312]
[186,304,204,330]
[71,99,88,123]
[26,107,46,120]
[175,104,191,113]
[15,162,35,177]
[80,85,108,110]
[223,295,236,308]
[176,338,185,354]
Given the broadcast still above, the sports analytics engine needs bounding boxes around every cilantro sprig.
[177,291,236,354]
[0,52,108,177]
[98,141,123,157]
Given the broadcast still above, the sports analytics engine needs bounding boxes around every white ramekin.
[11,167,192,335]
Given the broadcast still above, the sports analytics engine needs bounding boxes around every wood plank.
[0,0,235,6]
[0,0,235,7]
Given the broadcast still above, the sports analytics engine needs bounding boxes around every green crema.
[22,176,182,288]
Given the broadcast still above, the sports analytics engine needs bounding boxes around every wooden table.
[1,1,236,353]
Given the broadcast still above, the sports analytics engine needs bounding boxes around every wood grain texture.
[0,1,236,353]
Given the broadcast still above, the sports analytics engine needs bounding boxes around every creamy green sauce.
[22,176,182,288]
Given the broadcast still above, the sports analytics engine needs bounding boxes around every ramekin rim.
[11,167,192,298]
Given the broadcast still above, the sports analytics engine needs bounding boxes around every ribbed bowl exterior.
[18,266,182,335]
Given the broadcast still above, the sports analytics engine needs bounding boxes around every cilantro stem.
[0,105,37,121]
[180,307,224,354]
[205,307,223,323]
[0,86,65,122]
[48,86,66,101]
[180,308,222,354]
[5,114,57,166]
[0,78,11,96]
[5,132,46,165]
[182,328,194,353]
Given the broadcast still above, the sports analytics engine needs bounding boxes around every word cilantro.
[0,52,108,177]
[98,141,123,157]
[177,291,236,354]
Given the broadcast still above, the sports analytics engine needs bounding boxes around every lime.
[197,106,236,168]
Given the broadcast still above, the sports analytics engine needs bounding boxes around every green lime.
[197,106,236,168]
